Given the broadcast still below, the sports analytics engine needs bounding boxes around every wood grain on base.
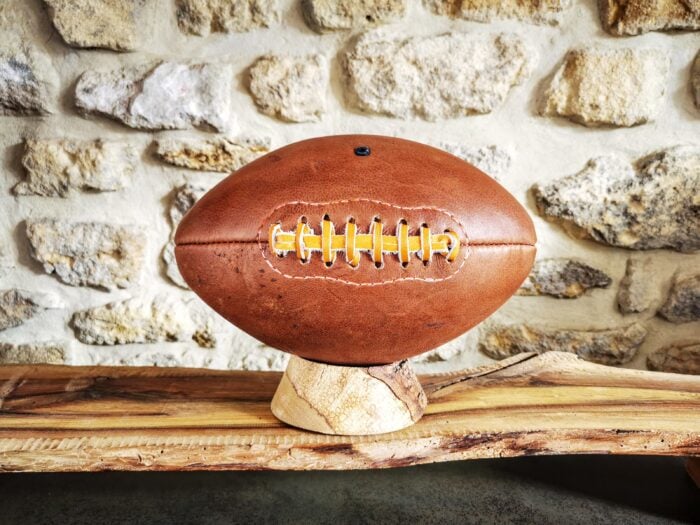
[271,356,426,435]
[0,352,698,472]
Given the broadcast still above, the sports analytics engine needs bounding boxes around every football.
[175,135,536,365]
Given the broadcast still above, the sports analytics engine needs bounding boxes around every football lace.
[268,215,460,268]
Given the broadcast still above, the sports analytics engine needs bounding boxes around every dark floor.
[0,455,697,525]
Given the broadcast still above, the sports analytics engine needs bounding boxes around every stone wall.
[0,0,698,375]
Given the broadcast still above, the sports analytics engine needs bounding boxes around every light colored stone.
[532,147,700,252]
[175,0,279,35]
[517,259,611,298]
[78,346,245,368]
[0,32,58,115]
[541,47,669,127]
[223,329,289,371]
[15,138,136,197]
[0,289,41,331]
[479,323,647,365]
[71,296,215,348]
[43,0,145,51]
[169,184,208,228]
[411,333,470,364]
[617,257,654,314]
[438,143,511,178]
[0,260,12,280]
[249,55,328,123]
[26,219,146,290]
[343,31,534,120]
[0,246,14,280]
[0,341,66,365]
[76,61,233,132]
[598,0,700,36]
[658,274,700,323]
[155,136,270,173]
[231,346,290,371]
[302,0,405,32]
[0,0,692,379]
[163,184,209,288]
[692,51,700,110]
[426,0,570,25]
[647,342,700,375]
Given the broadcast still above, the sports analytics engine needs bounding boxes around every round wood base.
[271,356,427,435]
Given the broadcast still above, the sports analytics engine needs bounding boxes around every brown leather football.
[175,135,536,365]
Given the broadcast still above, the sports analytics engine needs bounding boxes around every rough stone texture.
[0,257,13,280]
[598,0,700,36]
[43,0,144,51]
[175,0,279,35]
[0,289,41,331]
[532,146,700,252]
[78,346,238,367]
[617,257,654,314]
[541,48,669,127]
[658,274,700,323]
[479,323,647,365]
[0,1,698,375]
[647,342,700,375]
[426,0,570,25]
[0,32,58,115]
[72,297,215,348]
[73,328,273,368]
[231,345,290,371]
[438,143,511,178]
[76,61,233,132]
[155,136,270,173]
[163,184,209,288]
[26,219,146,290]
[15,139,136,197]
[343,31,533,120]
[411,333,471,364]
[302,0,405,32]
[516,259,612,298]
[249,55,328,123]
[692,51,700,110]
[0,342,66,365]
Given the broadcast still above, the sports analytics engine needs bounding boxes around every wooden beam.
[0,352,698,472]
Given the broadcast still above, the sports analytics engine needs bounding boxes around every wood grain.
[271,356,426,435]
[0,352,698,472]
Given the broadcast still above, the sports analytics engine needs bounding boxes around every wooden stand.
[0,352,698,472]
[271,356,427,435]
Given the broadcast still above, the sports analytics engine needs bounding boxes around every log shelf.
[0,352,698,472]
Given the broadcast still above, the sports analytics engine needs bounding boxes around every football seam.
[176,240,534,247]
[175,242,535,288]
[177,198,533,287]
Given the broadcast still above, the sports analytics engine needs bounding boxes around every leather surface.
[175,135,536,246]
[175,135,537,365]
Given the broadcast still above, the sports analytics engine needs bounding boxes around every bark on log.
[0,352,698,472]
